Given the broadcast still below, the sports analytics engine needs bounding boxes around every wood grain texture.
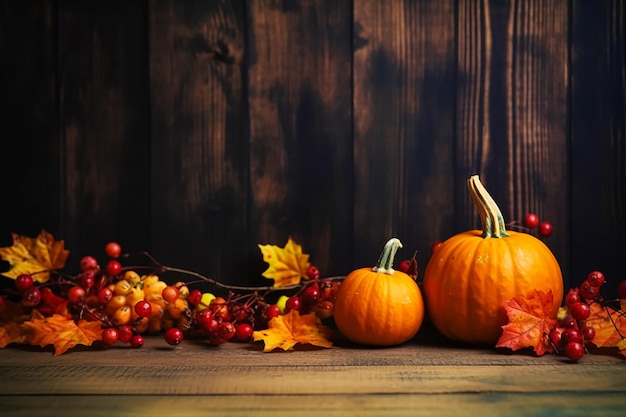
[2,394,626,417]
[0,337,624,416]
[456,0,570,281]
[57,0,150,267]
[149,0,249,284]
[353,0,456,268]
[0,1,59,247]
[571,0,626,298]
[247,0,353,276]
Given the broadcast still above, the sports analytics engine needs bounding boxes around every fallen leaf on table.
[22,311,102,356]
[586,301,626,357]
[496,289,557,356]
[253,310,333,352]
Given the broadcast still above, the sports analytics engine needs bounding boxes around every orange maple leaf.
[496,289,558,356]
[22,311,102,356]
[0,230,69,282]
[252,310,333,352]
[586,301,626,357]
[258,237,310,287]
[0,322,28,348]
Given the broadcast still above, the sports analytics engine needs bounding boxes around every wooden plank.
[148,0,249,285]
[1,393,626,417]
[455,0,570,283]
[57,0,150,267]
[246,0,354,277]
[352,0,456,269]
[571,0,626,299]
[0,1,59,251]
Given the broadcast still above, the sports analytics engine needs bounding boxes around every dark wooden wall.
[1,0,624,297]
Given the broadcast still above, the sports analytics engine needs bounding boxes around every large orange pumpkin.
[334,238,424,346]
[422,175,563,344]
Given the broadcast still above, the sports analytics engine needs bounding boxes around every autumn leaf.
[253,310,333,352]
[22,311,102,356]
[258,237,310,287]
[586,301,626,357]
[0,230,69,282]
[0,322,28,348]
[496,289,558,356]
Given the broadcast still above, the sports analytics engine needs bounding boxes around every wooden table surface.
[0,326,624,417]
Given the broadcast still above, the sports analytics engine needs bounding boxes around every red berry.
[134,300,152,318]
[564,342,584,361]
[22,287,42,307]
[78,269,97,290]
[569,302,590,321]
[235,323,254,341]
[117,325,134,343]
[538,221,553,237]
[266,304,280,320]
[301,285,320,305]
[15,274,34,291]
[67,286,86,304]
[398,259,411,273]
[202,318,220,333]
[560,316,577,328]
[164,327,184,346]
[101,327,119,345]
[578,280,599,300]
[618,280,626,300]
[524,213,539,228]
[548,328,562,348]
[217,321,236,341]
[105,260,122,277]
[0,295,4,308]
[80,255,99,272]
[97,287,114,304]
[285,296,302,312]
[196,308,214,324]
[187,289,202,306]
[564,288,580,306]
[581,325,596,341]
[130,335,144,348]
[586,271,605,287]
[561,327,582,345]
[430,241,442,255]
[105,242,122,259]
[306,265,320,280]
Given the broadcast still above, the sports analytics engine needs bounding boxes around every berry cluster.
[512,213,553,237]
[1,241,340,350]
[276,266,340,321]
[548,271,607,361]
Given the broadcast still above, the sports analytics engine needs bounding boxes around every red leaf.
[496,289,558,356]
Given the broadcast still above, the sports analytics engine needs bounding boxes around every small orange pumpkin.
[423,175,564,344]
[334,238,424,346]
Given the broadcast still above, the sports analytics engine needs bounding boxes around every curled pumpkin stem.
[372,238,403,275]
[468,175,509,239]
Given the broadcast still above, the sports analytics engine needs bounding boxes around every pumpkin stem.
[372,238,403,275]
[467,175,509,238]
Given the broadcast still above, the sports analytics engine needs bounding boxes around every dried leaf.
[258,237,310,287]
[0,322,28,348]
[0,230,69,282]
[496,289,558,356]
[253,310,333,352]
[586,301,626,354]
[22,311,102,356]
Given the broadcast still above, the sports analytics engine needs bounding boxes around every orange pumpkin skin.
[423,188,564,344]
[334,240,425,346]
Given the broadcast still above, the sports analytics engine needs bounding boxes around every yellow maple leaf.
[253,310,333,352]
[22,311,102,356]
[258,237,310,287]
[0,230,69,282]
